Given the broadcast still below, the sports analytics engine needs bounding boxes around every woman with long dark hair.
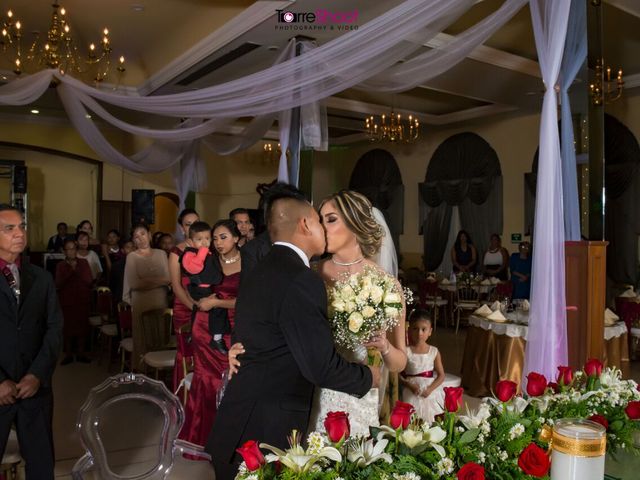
[451,230,477,273]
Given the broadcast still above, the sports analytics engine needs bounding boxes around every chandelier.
[0,1,125,84]
[261,142,290,166]
[365,109,420,143]
[589,58,623,106]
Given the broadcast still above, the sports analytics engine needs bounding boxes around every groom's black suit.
[206,244,372,479]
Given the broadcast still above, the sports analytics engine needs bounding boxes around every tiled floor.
[6,324,640,479]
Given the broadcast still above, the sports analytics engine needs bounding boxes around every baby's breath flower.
[436,458,455,476]
[508,423,525,440]
[306,431,326,455]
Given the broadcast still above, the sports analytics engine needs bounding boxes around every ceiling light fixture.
[0,1,125,84]
[364,108,420,143]
[30,109,39,114]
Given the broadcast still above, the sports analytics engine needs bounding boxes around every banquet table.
[461,313,630,397]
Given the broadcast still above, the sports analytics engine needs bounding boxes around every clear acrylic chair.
[72,373,208,479]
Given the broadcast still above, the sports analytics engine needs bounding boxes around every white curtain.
[559,0,587,242]
[524,0,571,383]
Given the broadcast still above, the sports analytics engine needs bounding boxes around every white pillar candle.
[550,419,606,480]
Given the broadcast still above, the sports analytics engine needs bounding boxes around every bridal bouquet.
[327,265,410,356]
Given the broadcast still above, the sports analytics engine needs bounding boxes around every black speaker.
[13,166,27,194]
[131,189,155,225]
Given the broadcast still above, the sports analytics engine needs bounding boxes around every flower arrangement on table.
[234,359,640,480]
[327,265,412,365]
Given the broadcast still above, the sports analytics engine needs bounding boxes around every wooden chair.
[418,278,448,329]
[117,302,133,372]
[140,308,176,380]
[454,284,480,334]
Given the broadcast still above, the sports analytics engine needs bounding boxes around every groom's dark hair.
[261,182,307,227]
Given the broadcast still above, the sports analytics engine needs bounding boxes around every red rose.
[324,411,350,443]
[518,443,550,478]
[236,440,265,471]
[547,382,560,394]
[588,414,609,430]
[526,372,547,397]
[584,358,603,377]
[556,366,573,386]
[625,400,640,420]
[457,462,485,480]
[390,401,415,429]
[444,386,464,413]
[495,380,517,402]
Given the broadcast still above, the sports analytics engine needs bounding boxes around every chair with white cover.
[454,284,480,334]
[72,373,209,480]
[140,308,176,380]
[418,278,448,330]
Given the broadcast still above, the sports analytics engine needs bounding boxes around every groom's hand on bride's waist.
[227,342,245,379]
[368,365,381,389]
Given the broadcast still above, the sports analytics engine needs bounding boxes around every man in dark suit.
[0,204,63,479]
[207,195,379,480]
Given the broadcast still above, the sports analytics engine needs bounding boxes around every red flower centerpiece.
[390,401,414,429]
[588,414,609,430]
[457,462,485,480]
[495,380,517,402]
[444,386,464,413]
[625,400,640,420]
[518,443,550,478]
[236,440,266,471]
[526,372,547,397]
[324,411,350,443]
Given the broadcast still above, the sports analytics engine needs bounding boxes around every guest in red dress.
[170,209,200,391]
[56,239,93,365]
[179,219,240,451]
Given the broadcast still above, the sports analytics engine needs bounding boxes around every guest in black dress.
[451,230,477,273]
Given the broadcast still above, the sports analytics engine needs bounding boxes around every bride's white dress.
[309,345,381,437]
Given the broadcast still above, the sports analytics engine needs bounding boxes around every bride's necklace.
[331,256,364,267]
[221,252,240,264]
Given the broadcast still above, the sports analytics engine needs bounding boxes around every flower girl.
[400,310,445,423]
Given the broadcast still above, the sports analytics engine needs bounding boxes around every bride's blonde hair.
[319,190,384,258]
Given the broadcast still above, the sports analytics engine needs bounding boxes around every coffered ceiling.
[1,0,639,145]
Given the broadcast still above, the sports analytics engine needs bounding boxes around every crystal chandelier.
[589,58,623,106]
[0,1,125,84]
[365,109,420,143]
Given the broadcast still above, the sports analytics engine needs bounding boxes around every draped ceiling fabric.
[418,132,503,271]
[0,0,528,205]
[527,114,640,286]
[349,148,404,260]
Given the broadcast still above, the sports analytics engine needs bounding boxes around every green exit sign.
[511,233,522,244]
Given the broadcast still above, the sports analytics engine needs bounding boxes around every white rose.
[399,429,426,449]
[345,301,357,313]
[361,276,373,289]
[385,307,399,319]
[357,289,370,303]
[370,286,384,304]
[341,285,355,300]
[332,299,346,312]
[361,306,376,318]
[348,312,364,333]
[383,292,401,304]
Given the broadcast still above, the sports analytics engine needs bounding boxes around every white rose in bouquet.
[385,307,399,319]
[345,301,357,313]
[383,292,401,304]
[348,312,364,333]
[331,299,346,313]
[370,286,384,304]
[361,306,376,318]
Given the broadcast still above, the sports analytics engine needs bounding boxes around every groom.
[206,191,378,479]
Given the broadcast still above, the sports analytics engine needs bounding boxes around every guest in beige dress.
[123,224,171,365]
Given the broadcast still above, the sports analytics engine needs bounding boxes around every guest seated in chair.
[400,310,445,423]
[451,230,477,273]
[509,241,532,300]
[483,233,509,281]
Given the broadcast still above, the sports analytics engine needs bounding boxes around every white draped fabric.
[524,0,571,383]
[559,0,587,241]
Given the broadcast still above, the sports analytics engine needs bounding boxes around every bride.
[309,190,407,436]
[227,190,406,437]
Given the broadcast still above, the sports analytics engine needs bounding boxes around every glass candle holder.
[550,418,606,480]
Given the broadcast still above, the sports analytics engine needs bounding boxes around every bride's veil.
[371,207,398,414]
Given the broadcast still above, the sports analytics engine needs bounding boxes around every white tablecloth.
[468,314,627,342]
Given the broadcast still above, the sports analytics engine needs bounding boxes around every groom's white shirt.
[273,241,310,268]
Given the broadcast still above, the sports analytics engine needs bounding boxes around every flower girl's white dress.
[401,346,444,424]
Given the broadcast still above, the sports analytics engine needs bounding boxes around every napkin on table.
[480,279,491,285]
[604,308,619,326]
[441,278,450,285]
[490,300,501,311]
[474,304,493,317]
[487,310,507,322]
[522,299,530,311]
[619,288,636,298]
[490,277,500,285]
